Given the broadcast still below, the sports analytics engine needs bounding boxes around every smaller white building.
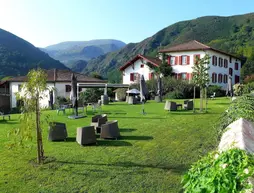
[120,40,242,89]
[8,69,106,108]
[120,54,161,85]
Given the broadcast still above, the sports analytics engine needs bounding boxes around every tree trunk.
[36,94,44,164]
[193,86,196,113]
[205,87,207,113]
[200,87,203,112]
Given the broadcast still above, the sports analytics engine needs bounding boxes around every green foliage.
[207,85,226,97]
[91,72,103,80]
[182,148,254,193]
[243,82,254,94]
[55,96,68,106]
[79,88,103,103]
[0,28,68,78]
[217,94,254,136]
[233,83,245,96]
[244,74,254,83]
[8,68,50,163]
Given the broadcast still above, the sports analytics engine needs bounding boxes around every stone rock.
[218,118,254,153]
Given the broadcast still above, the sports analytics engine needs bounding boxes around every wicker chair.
[76,126,97,146]
[183,100,193,110]
[48,122,68,141]
[100,120,120,139]
[90,114,108,133]
[164,100,177,111]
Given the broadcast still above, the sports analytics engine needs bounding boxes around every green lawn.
[0,98,230,193]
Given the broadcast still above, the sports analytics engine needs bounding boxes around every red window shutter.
[168,56,171,65]
[194,54,200,64]
[186,73,190,80]
[177,73,181,80]
[174,73,177,79]
[187,56,190,65]
[175,56,178,65]
[179,56,182,65]
[149,73,153,80]
[130,73,134,81]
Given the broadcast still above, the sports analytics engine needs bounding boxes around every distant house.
[119,54,161,84]
[120,40,242,88]
[7,69,106,109]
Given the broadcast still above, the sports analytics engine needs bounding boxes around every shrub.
[207,85,226,97]
[115,88,127,101]
[164,90,183,99]
[79,88,103,103]
[233,83,245,96]
[182,148,254,193]
[243,82,254,94]
[217,94,254,136]
[55,96,67,105]
[244,74,254,83]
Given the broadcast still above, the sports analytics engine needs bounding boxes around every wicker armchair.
[164,100,177,111]
[90,114,108,133]
[183,100,193,110]
[48,122,68,141]
[100,120,120,139]
[76,126,97,145]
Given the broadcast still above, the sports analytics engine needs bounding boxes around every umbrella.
[157,76,162,102]
[49,90,54,110]
[226,76,234,97]
[140,75,149,114]
[126,89,140,94]
[71,73,78,116]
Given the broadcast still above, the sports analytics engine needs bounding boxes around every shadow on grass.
[65,137,76,142]
[120,135,153,140]
[120,128,137,132]
[110,116,165,120]
[96,140,132,146]
[0,120,18,124]
[55,160,189,174]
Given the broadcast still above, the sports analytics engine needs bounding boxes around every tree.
[192,54,210,112]
[91,72,103,80]
[13,68,49,164]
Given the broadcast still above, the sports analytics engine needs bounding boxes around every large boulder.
[218,118,254,153]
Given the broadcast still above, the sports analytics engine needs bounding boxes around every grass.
[0,98,230,193]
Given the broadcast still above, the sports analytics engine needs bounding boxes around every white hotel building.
[120,40,241,89]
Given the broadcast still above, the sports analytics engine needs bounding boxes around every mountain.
[0,28,68,79]
[83,13,254,83]
[42,39,126,65]
[68,60,88,73]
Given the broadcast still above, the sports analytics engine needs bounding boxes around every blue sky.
[0,0,253,47]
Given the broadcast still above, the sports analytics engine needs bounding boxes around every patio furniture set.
[164,100,193,111]
[48,114,120,146]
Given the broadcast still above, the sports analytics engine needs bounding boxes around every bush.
[55,96,68,105]
[244,74,254,83]
[233,83,245,96]
[115,88,127,101]
[207,85,226,97]
[217,94,254,136]
[164,90,183,99]
[79,88,103,103]
[243,82,254,94]
[182,148,254,193]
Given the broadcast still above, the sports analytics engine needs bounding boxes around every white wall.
[122,59,154,84]
[10,82,86,108]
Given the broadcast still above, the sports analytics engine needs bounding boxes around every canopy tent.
[126,89,140,94]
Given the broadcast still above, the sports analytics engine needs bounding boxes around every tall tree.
[14,68,49,164]
[192,54,210,112]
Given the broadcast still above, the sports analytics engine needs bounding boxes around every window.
[224,59,228,68]
[218,58,223,67]
[212,56,217,66]
[140,64,144,68]
[229,56,232,63]
[181,73,187,80]
[223,74,228,83]
[65,85,71,92]
[182,56,187,65]
[170,57,175,65]
[235,63,239,70]
[229,68,233,76]
[149,73,154,80]
[218,74,223,83]
[212,73,217,83]
[193,54,200,64]
[235,75,240,84]
[18,84,22,92]
[78,87,82,92]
